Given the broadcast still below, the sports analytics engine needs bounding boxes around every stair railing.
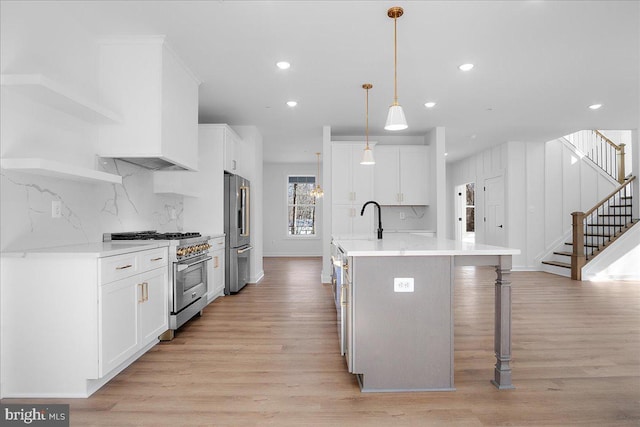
[564,130,626,184]
[593,130,626,184]
[571,176,635,280]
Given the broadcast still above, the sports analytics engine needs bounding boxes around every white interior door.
[484,175,505,247]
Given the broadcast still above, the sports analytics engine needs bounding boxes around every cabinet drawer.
[209,236,225,249]
[139,247,168,271]
[100,253,140,284]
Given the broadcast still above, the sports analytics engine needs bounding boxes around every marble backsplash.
[0,158,183,252]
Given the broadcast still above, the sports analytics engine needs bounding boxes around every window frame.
[285,174,320,239]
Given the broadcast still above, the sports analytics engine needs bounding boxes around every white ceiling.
[1,1,638,163]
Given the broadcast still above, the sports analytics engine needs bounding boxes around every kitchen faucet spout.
[360,200,383,239]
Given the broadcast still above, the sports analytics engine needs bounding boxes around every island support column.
[492,255,515,389]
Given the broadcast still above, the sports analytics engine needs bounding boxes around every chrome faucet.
[360,200,383,239]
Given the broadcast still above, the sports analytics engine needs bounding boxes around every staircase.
[541,130,636,280]
[542,180,636,277]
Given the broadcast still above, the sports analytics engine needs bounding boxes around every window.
[465,182,475,233]
[287,176,317,236]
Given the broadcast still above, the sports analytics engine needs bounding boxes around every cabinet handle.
[144,282,149,302]
[116,264,133,270]
[138,283,144,303]
[150,257,163,261]
[214,256,219,268]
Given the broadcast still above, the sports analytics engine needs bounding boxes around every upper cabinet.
[332,142,374,205]
[374,145,429,205]
[222,125,242,174]
[331,142,375,236]
[97,36,201,171]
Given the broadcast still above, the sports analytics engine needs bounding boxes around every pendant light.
[310,152,324,198]
[361,83,375,165]
[385,6,408,131]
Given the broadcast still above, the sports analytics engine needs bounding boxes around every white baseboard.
[263,252,322,257]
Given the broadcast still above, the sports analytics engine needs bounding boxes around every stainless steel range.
[104,231,212,339]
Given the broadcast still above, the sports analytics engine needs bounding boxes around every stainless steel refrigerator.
[224,173,252,294]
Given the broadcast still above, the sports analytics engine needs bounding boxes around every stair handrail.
[593,129,621,150]
[584,175,635,217]
[571,175,635,280]
[593,130,626,184]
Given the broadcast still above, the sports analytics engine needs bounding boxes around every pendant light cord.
[365,86,370,149]
[393,15,398,105]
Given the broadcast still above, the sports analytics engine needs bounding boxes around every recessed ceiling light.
[286,101,297,107]
[276,61,291,70]
[444,152,448,156]
[588,103,602,110]
[424,102,436,108]
[458,63,474,71]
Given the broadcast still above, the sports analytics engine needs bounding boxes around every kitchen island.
[332,233,519,392]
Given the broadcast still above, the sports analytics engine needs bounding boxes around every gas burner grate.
[109,231,201,241]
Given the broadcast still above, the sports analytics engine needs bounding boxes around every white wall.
[447,138,619,269]
[234,126,264,283]
[0,79,183,254]
[446,143,508,244]
[263,162,323,257]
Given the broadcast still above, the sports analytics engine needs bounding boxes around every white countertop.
[333,233,520,257]
[1,241,169,258]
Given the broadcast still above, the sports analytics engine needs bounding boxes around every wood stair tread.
[565,242,599,248]
[553,251,572,256]
[542,260,571,269]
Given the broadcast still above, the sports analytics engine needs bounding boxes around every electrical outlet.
[51,201,62,218]
[399,211,406,220]
[169,207,177,220]
[394,277,414,293]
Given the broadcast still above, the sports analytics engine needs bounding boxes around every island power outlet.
[393,277,414,293]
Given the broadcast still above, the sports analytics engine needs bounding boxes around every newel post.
[571,211,586,281]
[617,143,626,184]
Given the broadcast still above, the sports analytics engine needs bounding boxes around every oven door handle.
[176,256,212,272]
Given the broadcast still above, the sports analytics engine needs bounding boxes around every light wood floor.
[4,257,639,426]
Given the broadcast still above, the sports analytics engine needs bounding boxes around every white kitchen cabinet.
[332,143,374,205]
[207,236,225,302]
[0,245,169,398]
[99,275,139,376]
[374,145,429,205]
[331,142,375,236]
[224,128,240,173]
[98,36,201,171]
[100,266,168,376]
[332,204,374,237]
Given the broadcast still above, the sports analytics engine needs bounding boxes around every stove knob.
[176,248,185,257]
[205,243,211,250]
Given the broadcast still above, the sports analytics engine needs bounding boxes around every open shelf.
[1,74,121,124]
[1,158,123,184]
